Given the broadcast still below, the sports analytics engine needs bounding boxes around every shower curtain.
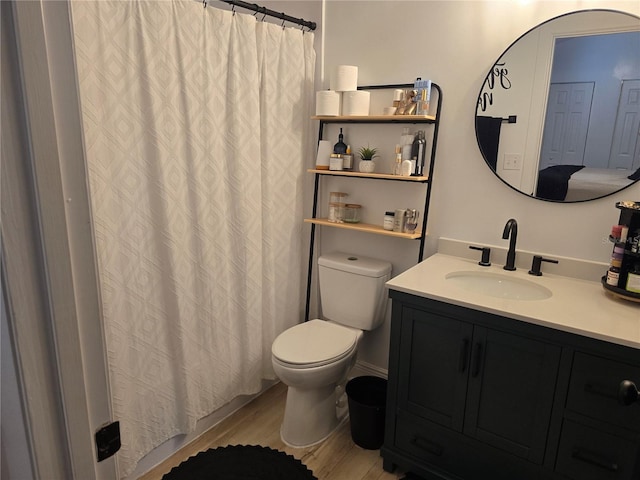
[69,1,315,476]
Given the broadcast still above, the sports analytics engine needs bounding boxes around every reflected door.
[609,79,640,170]
[539,82,594,170]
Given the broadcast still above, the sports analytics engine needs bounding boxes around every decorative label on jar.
[383,211,395,231]
[606,267,620,287]
[626,272,640,293]
[329,154,344,171]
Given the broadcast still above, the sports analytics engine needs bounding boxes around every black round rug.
[162,445,317,479]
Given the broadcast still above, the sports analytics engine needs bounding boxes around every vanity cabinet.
[555,352,640,480]
[382,290,640,480]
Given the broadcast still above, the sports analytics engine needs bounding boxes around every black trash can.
[345,376,388,449]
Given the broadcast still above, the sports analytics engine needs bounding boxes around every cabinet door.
[464,327,561,464]
[398,306,473,432]
[566,352,640,431]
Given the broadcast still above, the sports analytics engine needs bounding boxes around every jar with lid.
[328,192,347,223]
[328,202,345,223]
[606,266,621,287]
[329,192,348,204]
[383,211,395,231]
[344,204,362,223]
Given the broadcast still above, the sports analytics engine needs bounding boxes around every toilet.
[271,252,392,447]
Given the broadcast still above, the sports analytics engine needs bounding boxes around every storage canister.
[330,192,348,204]
[344,204,362,223]
[383,211,395,231]
[328,202,345,223]
[330,154,344,171]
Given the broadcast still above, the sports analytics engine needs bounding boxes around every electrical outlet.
[503,153,522,170]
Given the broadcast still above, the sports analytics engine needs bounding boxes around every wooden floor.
[138,382,405,480]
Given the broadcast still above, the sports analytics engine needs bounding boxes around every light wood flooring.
[138,382,406,480]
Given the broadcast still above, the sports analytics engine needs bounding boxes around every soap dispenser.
[333,128,347,154]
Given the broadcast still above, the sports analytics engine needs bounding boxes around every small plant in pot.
[358,145,378,173]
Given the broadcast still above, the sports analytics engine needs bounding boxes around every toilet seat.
[272,319,359,369]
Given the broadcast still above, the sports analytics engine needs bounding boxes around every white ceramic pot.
[359,160,376,173]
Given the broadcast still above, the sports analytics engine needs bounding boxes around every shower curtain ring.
[203,0,207,8]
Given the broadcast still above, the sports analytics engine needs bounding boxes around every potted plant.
[358,145,378,173]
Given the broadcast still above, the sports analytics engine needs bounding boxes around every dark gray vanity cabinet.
[382,290,640,480]
[555,351,640,480]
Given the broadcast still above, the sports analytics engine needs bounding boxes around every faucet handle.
[528,255,558,276]
[469,245,491,267]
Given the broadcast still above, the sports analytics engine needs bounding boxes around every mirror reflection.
[476,10,640,202]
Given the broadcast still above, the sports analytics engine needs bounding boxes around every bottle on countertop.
[333,128,347,154]
[606,265,621,287]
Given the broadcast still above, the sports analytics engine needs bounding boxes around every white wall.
[320,1,640,368]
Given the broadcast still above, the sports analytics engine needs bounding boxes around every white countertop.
[386,253,640,350]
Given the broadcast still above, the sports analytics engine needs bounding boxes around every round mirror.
[476,10,640,202]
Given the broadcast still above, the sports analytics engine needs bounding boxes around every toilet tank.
[318,252,392,330]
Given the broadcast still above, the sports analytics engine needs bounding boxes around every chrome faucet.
[502,218,518,271]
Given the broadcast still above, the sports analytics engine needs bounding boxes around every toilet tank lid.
[318,252,391,278]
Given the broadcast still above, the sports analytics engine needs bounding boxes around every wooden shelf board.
[304,218,422,239]
[308,169,429,182]
[312,114,436,122]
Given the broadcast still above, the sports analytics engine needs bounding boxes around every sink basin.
[445,271,552,301]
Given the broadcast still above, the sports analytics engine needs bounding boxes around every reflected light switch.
[504,153,522,170]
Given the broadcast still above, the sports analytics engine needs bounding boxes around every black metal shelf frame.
[304,82,443,321]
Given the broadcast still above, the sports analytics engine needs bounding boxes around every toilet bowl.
[272,319,363,447]
[271,253,392,448]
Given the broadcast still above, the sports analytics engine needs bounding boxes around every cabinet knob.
[618,380,640,406]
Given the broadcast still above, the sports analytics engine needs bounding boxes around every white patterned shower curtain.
[70,1,315,476]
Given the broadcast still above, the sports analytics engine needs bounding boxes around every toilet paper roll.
[342,90,370,116]
[330,65,358,92]
[393,89,404,101]
[316,140,332,170]
[315,90,341,116]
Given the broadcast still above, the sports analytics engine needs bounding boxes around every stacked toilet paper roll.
[316,65,370,116]
[342,91,370,116]
[330,65,358,92]
[315,91,341,116]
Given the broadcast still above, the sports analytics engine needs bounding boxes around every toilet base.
[280,383,346,448]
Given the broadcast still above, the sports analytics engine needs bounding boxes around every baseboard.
[349,360,388,380]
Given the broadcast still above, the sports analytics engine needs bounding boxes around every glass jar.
[344,204,362,223]
[328,202,345,223]
[329,192,348,204]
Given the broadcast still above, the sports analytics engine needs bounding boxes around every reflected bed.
[536,165,638,202]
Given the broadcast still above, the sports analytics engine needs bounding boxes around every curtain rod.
[215,0,316,31]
